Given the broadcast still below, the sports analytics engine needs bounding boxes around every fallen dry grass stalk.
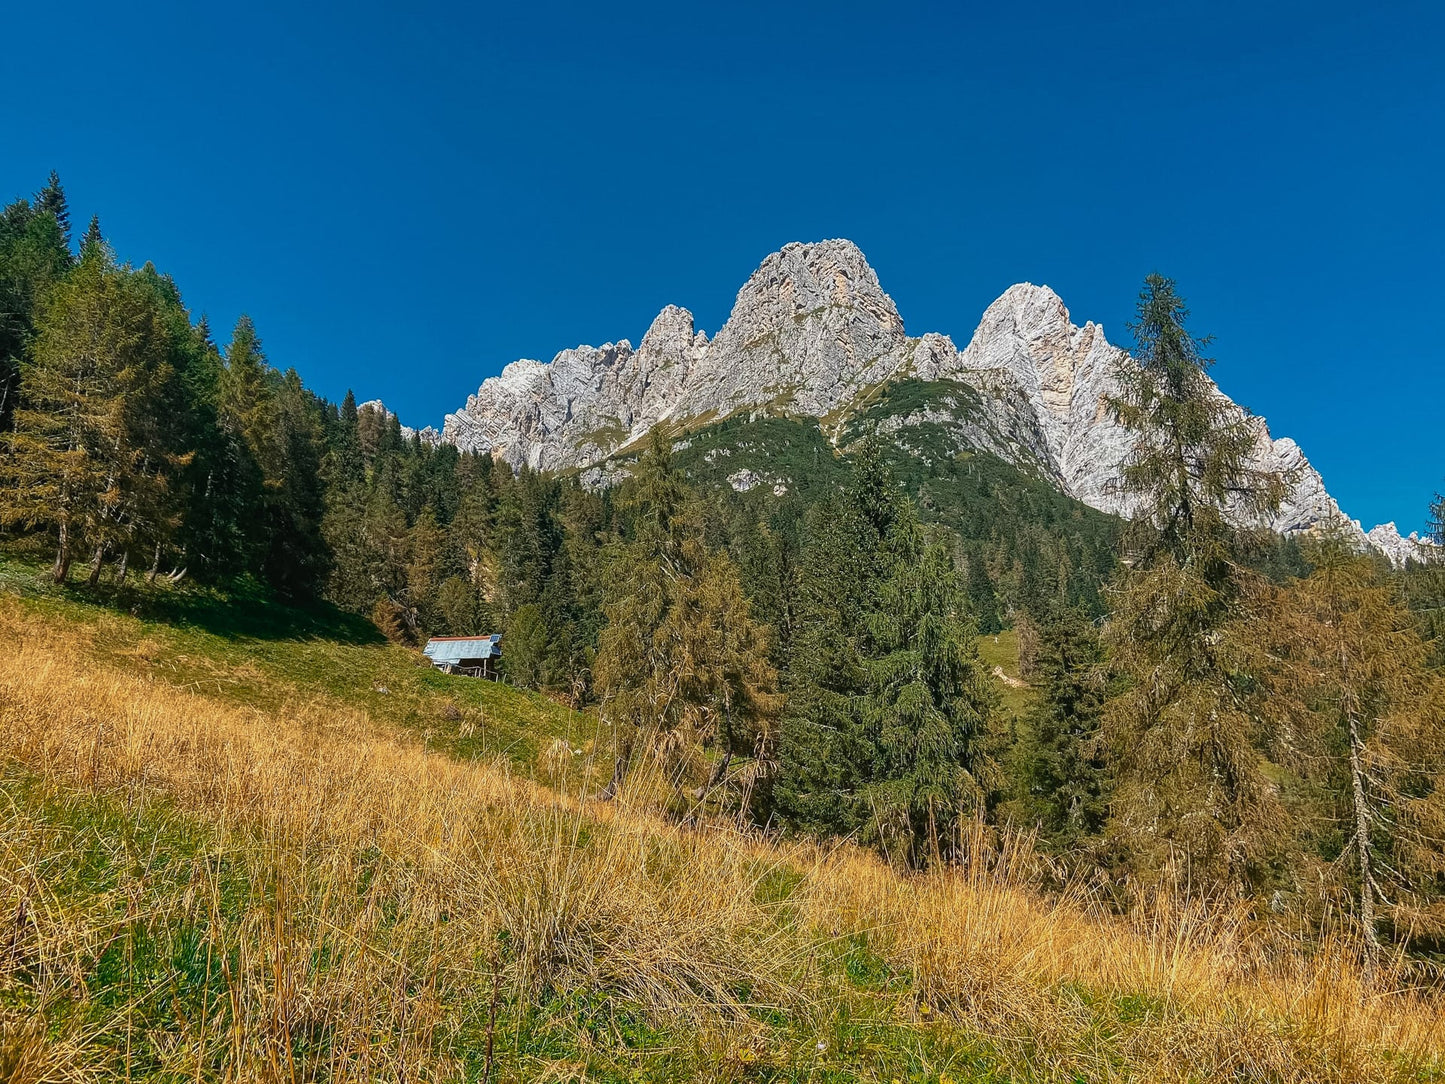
[1,607,1443,1081]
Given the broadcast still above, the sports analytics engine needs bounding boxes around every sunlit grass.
[2,587,1443,1081]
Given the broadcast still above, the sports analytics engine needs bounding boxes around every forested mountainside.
[4,171,1445,958]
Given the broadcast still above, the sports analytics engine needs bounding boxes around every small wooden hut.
[423,634,502,679]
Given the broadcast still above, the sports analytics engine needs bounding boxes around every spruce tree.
[81,214,102,254]
[166,302,271,583]
[771,437,1001,865]
[34,170,71,252]
[862,522,1002,866]
[1018,607,1109,849]
[1101,274,1286,891]
[0,195,73,432]
[771,438,904,837]
[213,316,272,573]
[336,390,363,479]
[261,370,330,599]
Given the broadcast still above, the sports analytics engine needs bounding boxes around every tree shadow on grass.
[124,581,386,645]
[0,555,384,646]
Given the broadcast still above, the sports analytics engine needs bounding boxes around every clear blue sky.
[5,0,1441,531]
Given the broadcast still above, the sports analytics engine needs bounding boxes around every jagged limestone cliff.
[428,239,1427,564]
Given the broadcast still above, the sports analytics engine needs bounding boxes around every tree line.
[3,175,1445,962]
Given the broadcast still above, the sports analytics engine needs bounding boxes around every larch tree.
[1101,273,1287,892]
[0,248,179,582]
[405,503,446,633]
[1268,541,1445,966]
[593,427,780,802]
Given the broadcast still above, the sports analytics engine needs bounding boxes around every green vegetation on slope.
[4,594,1441,1083]
[0,556,593,774]
[0,767,1016,1084]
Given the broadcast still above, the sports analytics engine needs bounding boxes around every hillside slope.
[2,576,1443,1082]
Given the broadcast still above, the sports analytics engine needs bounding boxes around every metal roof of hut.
[423,634,502,665]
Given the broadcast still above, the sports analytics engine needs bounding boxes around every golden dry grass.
[2,602,1444,1082]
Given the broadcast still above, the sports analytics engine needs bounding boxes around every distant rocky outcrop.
[384,239,1417,562]
[357,399,441,447]
[1365,522,1441,568]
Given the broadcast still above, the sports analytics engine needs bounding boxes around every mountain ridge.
[396,239,1430,565]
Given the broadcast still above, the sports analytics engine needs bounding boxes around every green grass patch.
[0,766,1018,1082]
[976,630,1036,719]
[0,555,596,775]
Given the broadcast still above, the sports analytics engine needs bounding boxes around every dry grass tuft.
[1,605,1444,1081]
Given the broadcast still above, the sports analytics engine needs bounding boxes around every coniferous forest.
[5,172,1445,966]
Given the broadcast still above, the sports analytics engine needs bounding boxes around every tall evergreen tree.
[0,195,73,432]
[218,315,272,458]
[862,522,1002,866]
[1101,274,1286,891]
[81,214,103,254]
[34,171,71,252]
[771,437,1001,866]
[0,249,181,581]
[771,438,905,837]
[1017,607,1110,850]
[594,428,780,800]
[262,370,330,598]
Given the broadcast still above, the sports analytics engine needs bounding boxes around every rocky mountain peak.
[672,239,911,422]
[740,239,901,324]
[426,238,1417,562]
[978,282,1073,336]
[638,304,702,356]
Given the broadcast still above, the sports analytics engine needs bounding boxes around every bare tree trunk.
[928,798,941,868]
[697,706,734,799]
[697,748,733,801]
[115,549,129,585]
[53,520,71,584]
[1348,708,1381,972]
[146,541,161,585]
[598,735,633,802]
[87,544,105,587]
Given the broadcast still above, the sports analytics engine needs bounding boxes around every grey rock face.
[672,240,912,423]
[425,239,1405,557]
[440,305,707,470]
[947,284,1134,509]
[936,284,1364,543]
[1365,523,1441,568]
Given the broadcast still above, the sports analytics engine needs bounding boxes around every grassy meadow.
[2,565,1444,1082]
